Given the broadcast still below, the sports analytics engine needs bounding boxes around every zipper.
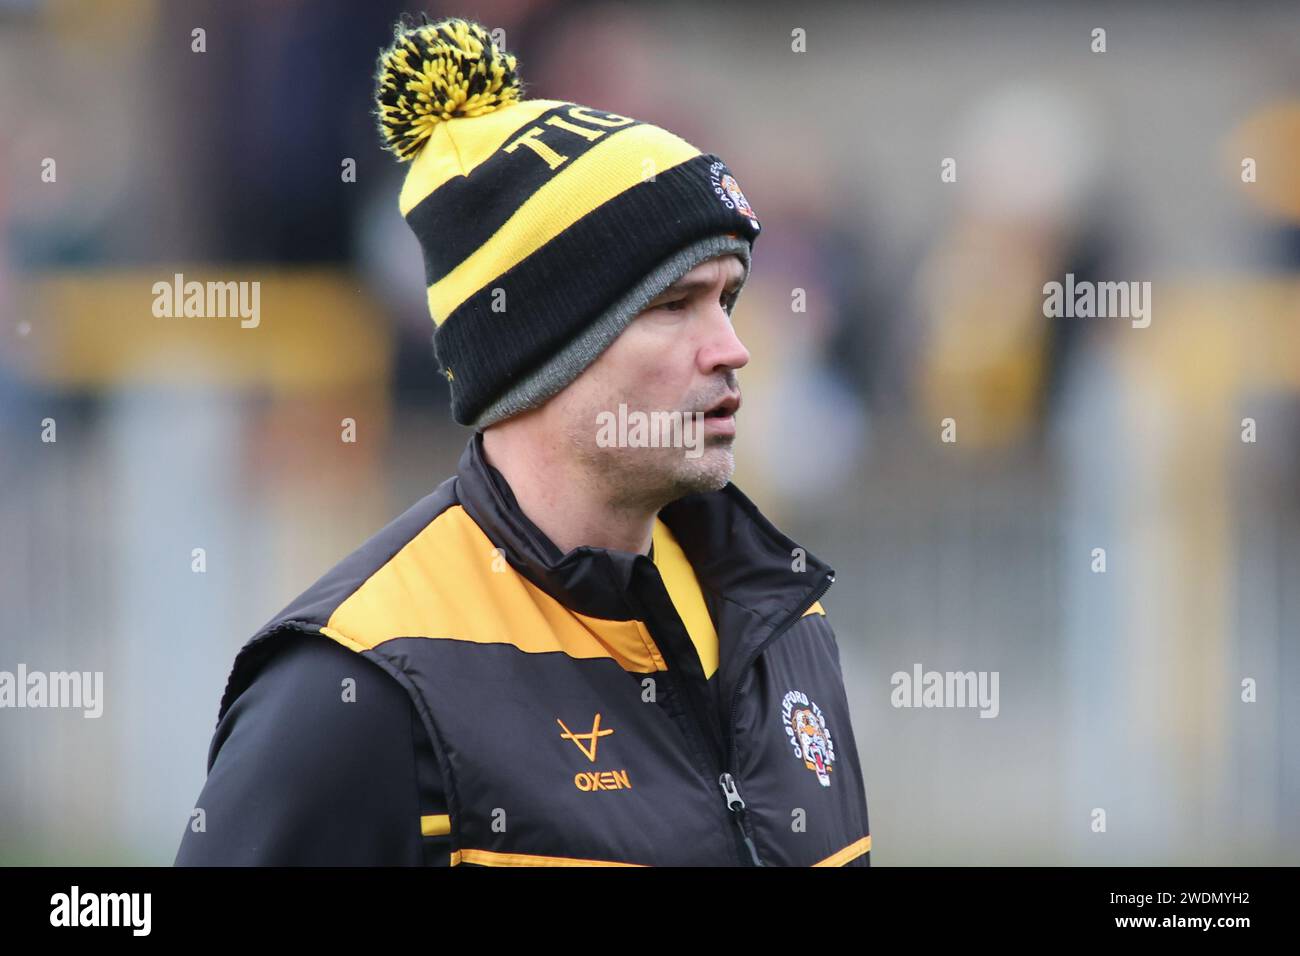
[661,662,750,864]
[633,555,835,867]
[625,565,749,864]
[718,771,763,866]
[720,567,836,864]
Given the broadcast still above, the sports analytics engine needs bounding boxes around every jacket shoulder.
[270,475,463,632]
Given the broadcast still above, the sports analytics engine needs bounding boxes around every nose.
[697,302,751,375]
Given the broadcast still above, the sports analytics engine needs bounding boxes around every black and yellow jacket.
[176,432,871,867]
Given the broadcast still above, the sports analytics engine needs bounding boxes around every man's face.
[546,252,751,510]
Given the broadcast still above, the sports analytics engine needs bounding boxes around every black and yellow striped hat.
[374,15,761,428]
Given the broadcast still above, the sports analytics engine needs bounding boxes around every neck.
[480,426,657,557]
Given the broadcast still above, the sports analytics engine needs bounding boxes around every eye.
[649,287,741,315]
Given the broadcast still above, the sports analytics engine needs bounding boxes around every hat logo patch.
[709,161,760,231]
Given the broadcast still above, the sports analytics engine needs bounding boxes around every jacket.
[177,431,872,866]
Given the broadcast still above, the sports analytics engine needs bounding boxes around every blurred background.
[1,0,1298,865]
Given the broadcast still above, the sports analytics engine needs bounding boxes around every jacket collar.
[454,431,834,630]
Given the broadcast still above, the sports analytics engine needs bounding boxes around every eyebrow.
[651,271,746,301]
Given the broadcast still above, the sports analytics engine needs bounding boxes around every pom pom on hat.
[374,15,523,162]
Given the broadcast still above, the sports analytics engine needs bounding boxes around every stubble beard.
[568,423,737,515]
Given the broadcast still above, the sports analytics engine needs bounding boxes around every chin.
[604,444,735,509]
[671,445,735,496]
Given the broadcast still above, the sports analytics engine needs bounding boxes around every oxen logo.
[558,712,633,791]
[557,713,612,762]
[781,690,835,787]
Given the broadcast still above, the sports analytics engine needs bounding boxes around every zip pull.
[718,771,745,810]
[718,772,764,866]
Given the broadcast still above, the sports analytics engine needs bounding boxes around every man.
[176,15,871,867]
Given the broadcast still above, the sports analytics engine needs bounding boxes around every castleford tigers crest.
[709,160,760,231]
[781,690,835,787]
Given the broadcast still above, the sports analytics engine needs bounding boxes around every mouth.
[698,393,740,439]
[702,393,741,419]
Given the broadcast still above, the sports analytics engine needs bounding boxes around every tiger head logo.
[720,173,756,221]
[708,160,760,231]
[782,690,835,787]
